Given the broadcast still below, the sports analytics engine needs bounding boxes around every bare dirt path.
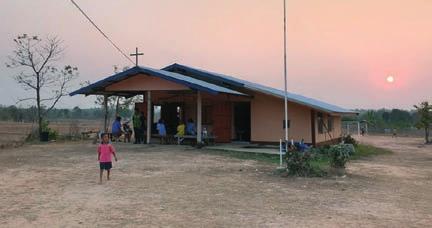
[0,137,431,227]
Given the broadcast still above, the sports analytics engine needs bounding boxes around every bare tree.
[94,65,140,116]
[6,34,79,139]
[80,65,140,128]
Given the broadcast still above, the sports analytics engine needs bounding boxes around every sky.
[0,0,431,110]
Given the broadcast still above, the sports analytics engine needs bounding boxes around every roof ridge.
[162,63,357,114]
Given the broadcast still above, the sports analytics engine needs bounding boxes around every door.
[233,102,251,141]
[212,101,232,143]
[161,102,183,134]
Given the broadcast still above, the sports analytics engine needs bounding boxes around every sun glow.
[386,75,395,83]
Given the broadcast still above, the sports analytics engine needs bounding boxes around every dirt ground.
[0,136,431,227]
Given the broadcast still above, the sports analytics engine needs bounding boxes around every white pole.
[347,123,350,135]
[146,91,151,144]
[197,91,202,143]
[283,0,289,147]
[279,139,283,167]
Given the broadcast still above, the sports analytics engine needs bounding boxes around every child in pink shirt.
[98,133,118,184]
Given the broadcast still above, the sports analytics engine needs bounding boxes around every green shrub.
[286,151,313,176]
[342,134,357,146]
[329,144,351,168]
[48,129,58,140]
[41,120,58,140]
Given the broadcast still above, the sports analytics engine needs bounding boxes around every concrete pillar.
[146,91,151,144]
[197,91,202,143]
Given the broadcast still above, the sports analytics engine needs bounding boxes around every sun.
[386,75,395,83]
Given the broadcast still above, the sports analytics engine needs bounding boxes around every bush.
[286,150,314,176]
[328,144,351,168]
[48,129,58,140]
[342,134,357,146]
[310,145,330,155]
[41,120,58,140]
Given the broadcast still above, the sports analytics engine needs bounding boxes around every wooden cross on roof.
[130,47,143,66]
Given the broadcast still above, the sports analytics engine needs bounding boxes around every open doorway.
[160,102,183,135]
[233,102,251,141]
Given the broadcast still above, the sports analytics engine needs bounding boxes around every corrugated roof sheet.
[163,63,357,114]
[70,66,245,96]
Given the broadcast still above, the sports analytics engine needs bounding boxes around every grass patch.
[310,155,330,172]
[350,144,393,160]
[202,144,393,176]
[203,149,280,164]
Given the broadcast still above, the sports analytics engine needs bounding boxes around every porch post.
[357,121,360,136]
[146,91,151,144]
[103,95,108,132]
[197,91,202,143]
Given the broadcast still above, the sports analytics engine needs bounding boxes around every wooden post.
[197,91,202,143]
[146,91,151,144]
[103,95,108,132]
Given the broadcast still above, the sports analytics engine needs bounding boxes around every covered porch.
[70,66,249,144]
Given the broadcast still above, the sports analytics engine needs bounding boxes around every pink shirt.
[98,144,115,162]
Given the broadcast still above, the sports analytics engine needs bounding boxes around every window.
[153,105,161,123]
[282,120,290,129]
[176,106,183,121]
[327,115,334,132]
[317,112,324,134]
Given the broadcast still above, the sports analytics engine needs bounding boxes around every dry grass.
[0,120,102,148]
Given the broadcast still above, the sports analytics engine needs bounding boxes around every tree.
[6,34,78,139]
[83,65,139,121]
[414,101,432,144]
[71,106,82,118]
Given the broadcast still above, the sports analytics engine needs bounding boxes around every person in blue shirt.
[156,119,167,144]
[111,116,122,142]
[186,118,196,135]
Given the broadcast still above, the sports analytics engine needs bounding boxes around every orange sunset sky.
[0,0,431,109]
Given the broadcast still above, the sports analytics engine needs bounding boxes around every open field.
[0,136,431,227]
[0,120,103,148]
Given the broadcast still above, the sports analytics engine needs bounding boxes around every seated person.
[156,119,167,144]
[176,121,186,144]
[122,120,133,143]
[177,121,185,136]
[298,139,309,152]
[111,116,122,142]
[186,118,196,135]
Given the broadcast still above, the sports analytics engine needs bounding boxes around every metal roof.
[163,63,357,114]
[70,66,245,96]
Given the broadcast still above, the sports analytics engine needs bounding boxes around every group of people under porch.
[110,108,197,144]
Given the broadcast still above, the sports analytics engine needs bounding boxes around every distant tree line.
[343,108,420,129]
[0,105,133,122]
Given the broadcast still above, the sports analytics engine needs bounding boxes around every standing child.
[156,119,167,144]
[98,133,118,184]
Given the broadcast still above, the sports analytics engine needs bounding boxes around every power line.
[70,0,135,65]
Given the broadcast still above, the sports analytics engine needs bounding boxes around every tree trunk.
[115,96,120,116]
[426,127,430,144]
[36,73,42,140]
[103,95,108,132]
